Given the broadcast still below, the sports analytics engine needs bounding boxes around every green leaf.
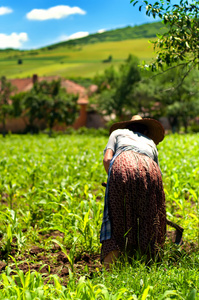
[186,289,197,300]
[159,290,180,300]
[186,41,190,48]
[141,285,152,300]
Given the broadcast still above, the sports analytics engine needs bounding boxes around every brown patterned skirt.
[101,150,166,262]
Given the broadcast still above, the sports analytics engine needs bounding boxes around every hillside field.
[0,38,156,79]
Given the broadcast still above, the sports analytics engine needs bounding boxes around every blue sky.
[0,0,156,50]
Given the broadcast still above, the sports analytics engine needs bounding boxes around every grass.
[0,38,156,79]
[0,132,198,299]
[0,254,198,299]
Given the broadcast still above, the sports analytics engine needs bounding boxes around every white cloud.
[98,29,106,34]
[60,31,89,42]
[26,5,86,21]
[0,6,13,15]
[0,33,28,49]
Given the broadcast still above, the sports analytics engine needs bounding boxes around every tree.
[0,76,15,137]
[93,55,141,119]
[11,92,26,117]
[94,65,119,92]
[43,93,78,136]
[102,55,113,63]
[130,76,163,118]
[24,79,78,135]
[131,0,199,73]
[24,93,45,133]
[154,66,199,132]
[114,55,141,118]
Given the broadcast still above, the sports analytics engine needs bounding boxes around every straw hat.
[109,115,165,145]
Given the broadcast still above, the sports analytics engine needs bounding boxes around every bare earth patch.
[0,230,101,285]
[0,229,198,285]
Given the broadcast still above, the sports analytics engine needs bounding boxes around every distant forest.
[45,22,168,50]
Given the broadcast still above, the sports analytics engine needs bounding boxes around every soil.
[0,229,197,286]
[0,230,101,285]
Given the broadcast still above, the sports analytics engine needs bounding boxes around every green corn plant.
[78,209,96,252]
[52,237,77,273]
[5,224,12,263]
[4,180,19,209]
[0,209,26,262]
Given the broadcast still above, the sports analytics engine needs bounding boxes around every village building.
[0,75,104,134]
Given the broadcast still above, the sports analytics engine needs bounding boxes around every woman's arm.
[103,149,114,174]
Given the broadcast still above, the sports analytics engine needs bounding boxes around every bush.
[75,127,108,136]
[189,123,199,133]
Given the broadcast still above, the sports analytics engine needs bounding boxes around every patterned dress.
[101,150,166,262]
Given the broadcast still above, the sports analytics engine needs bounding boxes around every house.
[0,74,104,133]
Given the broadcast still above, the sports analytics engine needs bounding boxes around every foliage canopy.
[0,76,15,137]
[93,55,141,119]
[131,0,199,72]
[24,79,78,135]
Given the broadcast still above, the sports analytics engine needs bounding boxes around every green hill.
[0,22,167,79]
[44,21,167,49]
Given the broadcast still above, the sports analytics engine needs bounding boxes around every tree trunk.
[183,118,188,133]
[169,116,179,133]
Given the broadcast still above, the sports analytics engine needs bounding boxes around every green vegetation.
[0,133,198,298]
[0,39,156,79]
[92,60,199,131]
[23,79,78,135]
[0,77,78,136]
[0,17,198,298]
[45,22,167,49]
[0,22,167,79]
[1,56,199,136]
[0,76,16,137]
[93,55,141,118]
[131,0,199,72]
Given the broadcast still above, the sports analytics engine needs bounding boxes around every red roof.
[9,75,89,105]
[8,78,33,92]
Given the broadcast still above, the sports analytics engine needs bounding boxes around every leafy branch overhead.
[131,0,199,71]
